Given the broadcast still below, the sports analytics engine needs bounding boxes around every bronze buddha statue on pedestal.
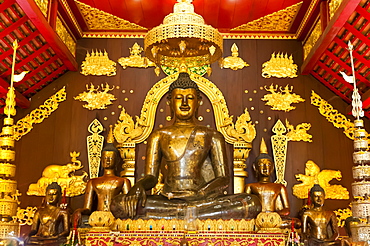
[111,72,261,220]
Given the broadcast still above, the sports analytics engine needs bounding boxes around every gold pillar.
[117,142,136,185]
[233,143,251,194]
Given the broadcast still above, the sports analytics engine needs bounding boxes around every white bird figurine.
[339,71,354,84]
[13,71,29,82]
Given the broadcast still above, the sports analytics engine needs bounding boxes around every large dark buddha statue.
[111,72,261,220]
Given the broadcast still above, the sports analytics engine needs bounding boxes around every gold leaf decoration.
[262,53,298,78]
[13,87,67,141]
[231,2,302,32]
[262,84,304,112]
[285,119,312,142]
[74,83,116,110]
[118,43,155,69]
[222,43,249,71]
[75,0,147,31]
[80,50,116,76]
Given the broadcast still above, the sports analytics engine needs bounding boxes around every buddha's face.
[46,188,60,205]
[102,151,116,169]
[170,88,199,121]
[256,158,273,177]
[312,191,325,207]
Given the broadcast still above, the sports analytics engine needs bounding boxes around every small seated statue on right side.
[302,184,339,246]
[245,138,300,230]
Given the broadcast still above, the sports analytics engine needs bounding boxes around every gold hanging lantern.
[144,0,223,69]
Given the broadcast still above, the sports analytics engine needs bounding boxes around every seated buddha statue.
[26,182,70,246]
[73,126,131,227]
[302,184,339,246]
[245,138,300,229]
[110,72,261,220]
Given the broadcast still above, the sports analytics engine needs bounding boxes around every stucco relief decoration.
[118,43,155,69]
[221,43,249,71]
[262,53,298,78]
[285,119,312,142]
[292,160,349,200]
[87,119,104,179]
[13,87,67,141]
[74,83,116,110]
[310,90,361,141]
[262,84,304,112]
[27,152,88,197]
[80,50,116,76]
[231,2,302,32]
[75,0,147,31]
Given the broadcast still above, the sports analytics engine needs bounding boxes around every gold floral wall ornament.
[118,43,155,69]
[334,206,352,227]
[16,207,37,226]
[285,119,312,142]
[74,83,116,110]
[262,84,305,112]
[231,2,302,32]
[80,50,116,76]
[310,90,360,141]
[87,119,104,179]
[293,160,349,200]
[27,152,88,197]
[221,43,249,71]
[262,53,298,78]
[13,87,67,141]
[271,119,288,186]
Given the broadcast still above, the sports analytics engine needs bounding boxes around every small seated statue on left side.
[26,182,70,246]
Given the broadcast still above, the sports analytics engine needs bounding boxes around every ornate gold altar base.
[85,231,287,246]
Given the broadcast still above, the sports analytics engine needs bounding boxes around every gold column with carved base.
[233,143,251,194]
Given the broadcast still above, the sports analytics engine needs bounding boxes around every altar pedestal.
[85,231,287,246]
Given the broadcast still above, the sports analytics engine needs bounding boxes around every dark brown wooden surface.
[12,38,362,219]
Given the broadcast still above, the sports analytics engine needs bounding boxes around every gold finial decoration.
[118,43,155,69]
[271,119,288,186]
[144,0,223,69]
[285,119,312,142]
[27,152,88,197]
[231,2,302,32]
[262,53,298,78]
[107,125,114,143]
[87,119,104,179]
[262,84,304,112]
[75,0,147,31]
[222,43,249,71]
[13,87,67,141]
[292,160,349,199]
[80,50,116,76]
[260,137,268,154]
[74,83,116,110]
[310,90,360,141]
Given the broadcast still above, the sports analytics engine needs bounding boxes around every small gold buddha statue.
[111,72,261,220]
[73,126,131,228]
[26,182,70,246]
[302,184,339,246]
[245,138,300,230]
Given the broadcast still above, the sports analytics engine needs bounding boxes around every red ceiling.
[74,0,309,34]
